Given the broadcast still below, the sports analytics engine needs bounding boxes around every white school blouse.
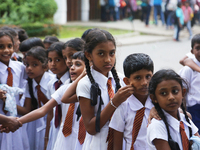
[51,82,80,150]
[179,57,200,107]
[109,95,153,150]
[46,71,69,150]
[147,110,198,150]
[76,67,125,150]
[0,60,29,150]
[25,71,54,150]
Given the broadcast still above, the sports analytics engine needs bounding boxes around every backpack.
[170,11,178,25]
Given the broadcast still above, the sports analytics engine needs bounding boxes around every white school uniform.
[109,95,153,150]
[147,110,198,150]
[76,67,125,150]
[186,52,195,59]
[179,57,200,107]
[51,81,80,150]
[46,71,69,150]
[0,60,29,150]
[25,72,54,150]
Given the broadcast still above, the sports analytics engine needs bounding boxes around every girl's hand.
[147,107,161,125]
[112,85,134,107]
[0,90,6,100]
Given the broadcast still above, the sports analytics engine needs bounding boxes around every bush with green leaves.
[0,0,57,25]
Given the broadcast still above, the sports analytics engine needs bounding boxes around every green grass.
[58,26,133,39]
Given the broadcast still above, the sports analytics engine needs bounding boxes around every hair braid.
[154,103,171,139]
[181,103,192,137]
[85,57,95,84]
[27,77,38,110]
[111,67,121,92]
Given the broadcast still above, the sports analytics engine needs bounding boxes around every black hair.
[63,38,85,51]
[72,51,85,61]
[191,34,200,49]
[46,41,65,58]
[81,28,94,41]
[0,30,14,45]
[149,69,192,139]
[43,36,59,44]
[177,2,182,7]
[123,53,154,78]
[19,37,44,52]
[14,27,29,42]
[25,46,48,110]
[0,26,17,38]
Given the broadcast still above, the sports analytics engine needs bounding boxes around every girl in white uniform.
[0,29,29,150]
[147,69,199,150]
[24,46,54,150]
[76,29,134,150]
[46,42,69,150]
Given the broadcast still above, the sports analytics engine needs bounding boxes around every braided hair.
[149,69,192,140]
[84,29,121,132]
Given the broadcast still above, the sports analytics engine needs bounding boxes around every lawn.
[58,26,133,39]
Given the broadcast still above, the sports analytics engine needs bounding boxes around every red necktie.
[13,56,17,61]
[54,80,62,128]
[62,103,75,137]
[180,121,189,150]
[7,67,13,87]
[3,67,13,114]
[106,78,115,150]
[78,117,86,145]
[130,107,145,150]
[36,85,48,107]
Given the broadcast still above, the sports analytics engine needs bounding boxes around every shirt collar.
[33,72,50,91]
[0,60,18,74]
[163,110,192,132]
[128,95,153,111]
[91,67,114,90]
[59,71,70,84]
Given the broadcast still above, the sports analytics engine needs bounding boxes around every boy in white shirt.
[109,53,154,150]
[179,33,200,133]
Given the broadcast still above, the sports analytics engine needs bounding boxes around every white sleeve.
[147,119,168,147]
[76,77,91,100]
[178,66,192,86]
[51,84,70,105]
[109,102,126,132]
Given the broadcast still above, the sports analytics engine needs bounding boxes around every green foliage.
[0,0,57,25]
[20,22,60,37]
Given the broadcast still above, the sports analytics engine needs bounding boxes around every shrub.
[0,0,57,25]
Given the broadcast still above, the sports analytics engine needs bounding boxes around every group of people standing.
[1,24,200,150]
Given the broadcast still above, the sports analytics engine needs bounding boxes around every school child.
[0,26,21,61]
[147,69,199,150]
[46,42,69,150]
[109,53,154,150]
[23,46,54,150]
[43,36,59,50]
[179,34,200,72]
[174,2,184,41]
[0,30,29,150]
[76,29,134,150]
[16,51,86,150]
[179,33,200,133]
[14,27,29,43]
[19,37,44,58]
[62,38,85,69]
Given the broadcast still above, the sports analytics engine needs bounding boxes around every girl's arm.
[17,98,32,115]
[153,139,171,150]
[18,98,57,124]
[182,58,200,72]
[113,130,123,150]
[61,69,86,104]
[79,85,134,135]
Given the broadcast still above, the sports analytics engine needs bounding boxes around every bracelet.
[110,99,117,109]
[44,137,49,139]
